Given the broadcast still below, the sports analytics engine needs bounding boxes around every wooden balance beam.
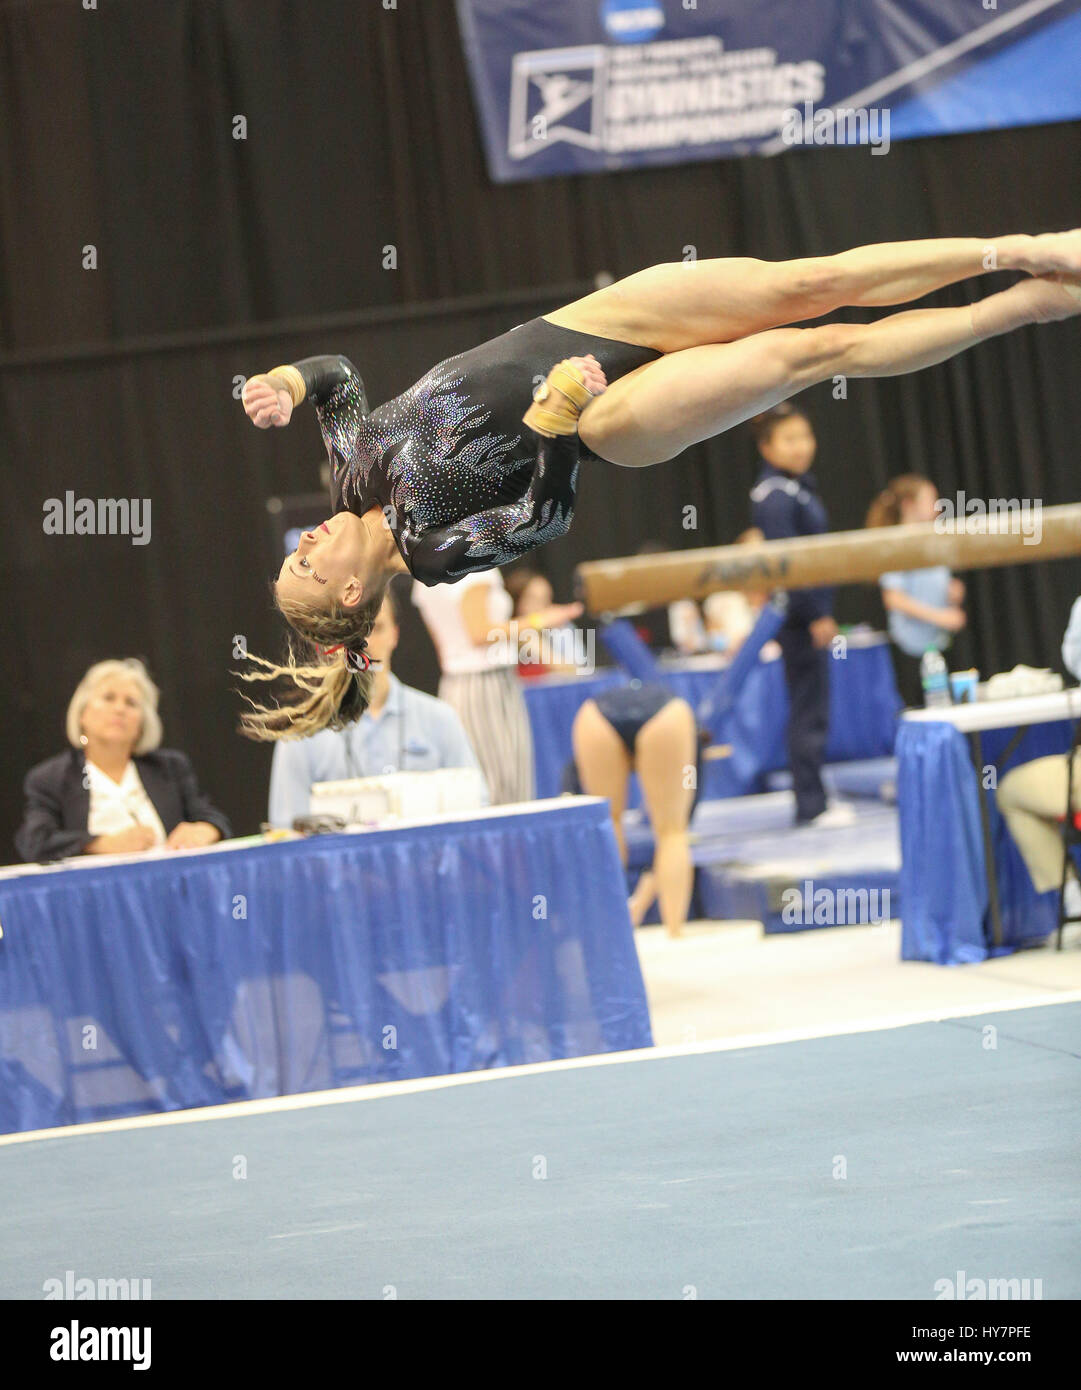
[575,503,1081,614]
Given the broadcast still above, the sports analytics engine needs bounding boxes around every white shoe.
[1064,876,1081,921]
[802,802,857,830]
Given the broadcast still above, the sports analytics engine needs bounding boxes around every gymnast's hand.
[525,355,608,437]
[567,354,607,398]
[242,374,294,429]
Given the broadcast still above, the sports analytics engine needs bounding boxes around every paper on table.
[983,665,1064,699]
[0,834,272,878]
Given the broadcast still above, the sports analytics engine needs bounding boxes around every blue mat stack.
[624,762,901,932]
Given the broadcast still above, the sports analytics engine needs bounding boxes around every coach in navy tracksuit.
[750,404,837,826]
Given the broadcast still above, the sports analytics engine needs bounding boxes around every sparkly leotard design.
[297,316,662,586]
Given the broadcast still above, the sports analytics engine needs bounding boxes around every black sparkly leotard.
[291,316,661,586]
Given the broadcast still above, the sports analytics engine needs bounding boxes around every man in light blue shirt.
[268,589,489,827]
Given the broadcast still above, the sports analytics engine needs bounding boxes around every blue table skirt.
[897,718,1075,964]
[523,643,902,801]
[0,800,651,1136]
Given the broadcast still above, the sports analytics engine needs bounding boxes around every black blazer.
[15,748,233,863]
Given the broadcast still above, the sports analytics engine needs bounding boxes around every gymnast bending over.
[566,684,704,939]
[237,232,1081,738]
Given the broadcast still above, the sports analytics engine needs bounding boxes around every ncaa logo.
[508,46,606,160]
[601,0,665,44]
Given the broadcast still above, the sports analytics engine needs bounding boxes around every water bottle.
[920,648,951,708]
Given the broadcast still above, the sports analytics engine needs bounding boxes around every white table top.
[0,796,602,883]
[901,686,1081,733]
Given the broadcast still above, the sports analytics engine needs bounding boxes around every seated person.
[16,658,231,862]
[631,539,757,658]
[996,595,1081,918]
[667,596,709,656]
[268,587,488,827]
[700,527,768,656]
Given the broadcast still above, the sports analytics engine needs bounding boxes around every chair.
[1056,714,1081,949]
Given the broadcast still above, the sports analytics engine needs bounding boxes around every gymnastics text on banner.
[454,0,1081,182]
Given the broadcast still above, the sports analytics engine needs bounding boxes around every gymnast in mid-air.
[238,232,1081,738]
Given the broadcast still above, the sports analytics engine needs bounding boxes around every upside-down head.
[235,582,390,742]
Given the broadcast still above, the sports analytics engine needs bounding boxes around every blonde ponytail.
[235,585,386,742]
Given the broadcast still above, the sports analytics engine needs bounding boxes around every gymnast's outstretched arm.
[242,355,365,426]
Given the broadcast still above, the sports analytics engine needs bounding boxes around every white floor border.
[4,987,1080,1150]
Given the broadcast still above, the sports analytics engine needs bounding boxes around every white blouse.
[85,760,167,845]
[411,570,516,675]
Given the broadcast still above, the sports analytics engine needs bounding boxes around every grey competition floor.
[2,1002,1079,1300]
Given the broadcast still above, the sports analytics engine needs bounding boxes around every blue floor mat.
[2,1002,1076,1300]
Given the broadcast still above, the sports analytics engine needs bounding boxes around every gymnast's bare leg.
[571,704,661,927]
[572,700,632,864]
[575,271,1081,468]
[634,700,698,940]
[572,697,697,936]
[545,231,1081,352]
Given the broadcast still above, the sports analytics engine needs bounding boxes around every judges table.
[0,798,650,1137]
[523,634,902,800]
[897,688,1081,965]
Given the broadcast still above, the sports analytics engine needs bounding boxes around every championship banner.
[455,0,1081,182]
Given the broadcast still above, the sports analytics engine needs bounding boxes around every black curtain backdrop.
[1,0,1080,853]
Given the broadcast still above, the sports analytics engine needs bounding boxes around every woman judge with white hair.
[16,659,231,862]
